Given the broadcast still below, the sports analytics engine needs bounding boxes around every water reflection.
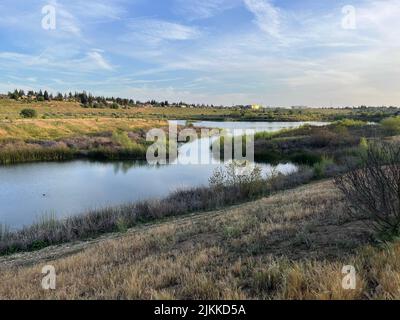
[0,121,326,229]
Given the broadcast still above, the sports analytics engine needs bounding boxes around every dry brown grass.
[0,99,233,121]
[1,180,395,300]
[0,118,167,140]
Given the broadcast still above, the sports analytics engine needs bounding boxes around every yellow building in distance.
[251,104,262,110]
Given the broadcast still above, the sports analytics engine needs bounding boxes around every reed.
[0,147,75,165]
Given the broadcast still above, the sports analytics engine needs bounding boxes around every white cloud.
[356,0,400,45]
[243,0,281,38]
[87,50,114,71]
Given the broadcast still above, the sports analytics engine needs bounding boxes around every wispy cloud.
[87,50,114,71]
[54,2,82,37]
[126,19,202,44]
[243,0,281,38]
[0,48,114,73]
[173,0,240,20]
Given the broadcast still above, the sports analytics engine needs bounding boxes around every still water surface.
[0,121,326,228]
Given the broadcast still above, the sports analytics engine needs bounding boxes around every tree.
[43,90,50,101]
[55,93,63,101]
[8,89,20,100]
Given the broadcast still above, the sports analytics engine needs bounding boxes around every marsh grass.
[0,147,75,165]
[0,145,150,165]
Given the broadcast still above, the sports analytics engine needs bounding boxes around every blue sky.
[0,0,399,106]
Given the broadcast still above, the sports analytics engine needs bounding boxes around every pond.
[0,121,327,229]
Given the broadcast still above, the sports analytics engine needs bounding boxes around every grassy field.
[0,99,244,120]
[1,179,397,300]
[0,117,167,164]
[0,99,171,164]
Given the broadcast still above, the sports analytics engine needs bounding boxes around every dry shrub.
[335,142,400,239]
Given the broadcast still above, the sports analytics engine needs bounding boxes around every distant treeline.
[4,89,224,109]
[2,89,399,122]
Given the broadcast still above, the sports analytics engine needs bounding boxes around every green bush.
[20,108,38,118]
[112,130,134,148]
[313,156,334,178]
[381,117,400,135]
[359,137,368,149]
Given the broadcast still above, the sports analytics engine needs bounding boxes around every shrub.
[20,108,37,118]
[381,117,400,135]
[209,161,263,198]
[335,142,400,239]
[313,156,334,179]
[359,137,368,150]
[112,130,134,149]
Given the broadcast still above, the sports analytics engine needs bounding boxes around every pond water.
[0,121,327,229]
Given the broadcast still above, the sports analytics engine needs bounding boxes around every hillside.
[2,179,398,300]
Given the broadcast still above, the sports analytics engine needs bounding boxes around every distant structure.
[251,104,262,110]
[291,105,308,110]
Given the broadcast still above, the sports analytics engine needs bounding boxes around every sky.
[0,0,399,107]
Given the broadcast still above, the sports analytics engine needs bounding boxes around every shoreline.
[0,166,317,256]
